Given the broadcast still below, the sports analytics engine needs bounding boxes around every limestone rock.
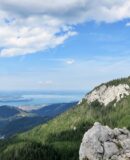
[83,84,130,106]
[79,122,130,160]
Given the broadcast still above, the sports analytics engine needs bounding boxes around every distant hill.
[0,102,77,138]
[1,116,48,137]
[32,102,77,118]
[0,77,130,160]
[0,105,21,118]
[0,105,32,137]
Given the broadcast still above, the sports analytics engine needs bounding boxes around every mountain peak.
[81,77,130,106]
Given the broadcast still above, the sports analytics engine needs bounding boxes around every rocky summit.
[84,84,130,106]
[79,122,130,160]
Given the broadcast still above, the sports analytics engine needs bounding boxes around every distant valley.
[0,102,77,138]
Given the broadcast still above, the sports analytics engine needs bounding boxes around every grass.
[0,77,130,160]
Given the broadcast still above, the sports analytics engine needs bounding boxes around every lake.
[0,90,86,110]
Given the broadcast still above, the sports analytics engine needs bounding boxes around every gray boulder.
[79,122,130,160]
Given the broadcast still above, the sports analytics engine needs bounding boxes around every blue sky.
[0,0,130,91]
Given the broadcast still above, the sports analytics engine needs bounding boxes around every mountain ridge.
[0,76,130,160]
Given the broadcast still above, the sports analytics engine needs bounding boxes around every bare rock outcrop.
[84,84,130,106]
[79,122,130,160]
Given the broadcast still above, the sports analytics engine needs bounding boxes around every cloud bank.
[0,0,130,57]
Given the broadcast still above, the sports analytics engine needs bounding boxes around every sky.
[1,0,130,91]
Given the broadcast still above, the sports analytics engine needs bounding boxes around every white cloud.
[0,13,77,57]
[38,80,53,86]
[126,22,130,26]
[45,80,53,85]
[66,59,75,65]
[1,0,130,57]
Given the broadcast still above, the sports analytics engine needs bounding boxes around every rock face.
[79,122,130,160]
[85,84,130,106]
